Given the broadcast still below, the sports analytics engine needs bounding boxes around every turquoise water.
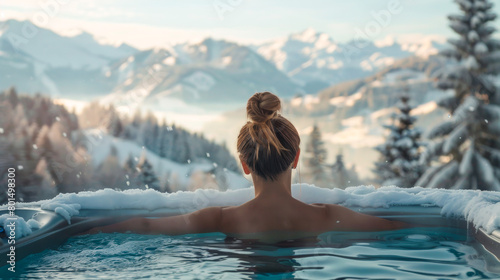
[12,227,500,279]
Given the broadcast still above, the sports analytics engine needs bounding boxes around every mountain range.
[1,19,456,178]
[254,28,446,93]
[0,19,447,109]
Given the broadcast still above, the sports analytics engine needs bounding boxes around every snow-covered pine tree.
[137,111,158,150]
[347,165,362,186]
[418,0,500,190]
[157,120,170,158]
[374,96,424,188]
[160,171,172,193]
[330,152,348,189]
[304,125,328,187]
[123,153,139,188]
[96,145,126,189]
[33,157,58,199]
[135,153,161,191]
[329,151,361,188]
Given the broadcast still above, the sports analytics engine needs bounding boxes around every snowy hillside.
[82,129,250,191]
[255,28,447,92]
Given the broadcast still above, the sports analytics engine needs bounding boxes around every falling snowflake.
[56,117,61,121]
[206,153,210,158]
[62,132,67,137]
[187,159,191,164]
[17,165,23,170]
[213,162,218,168]
[33,144,38,150]
[485,119,489,124]
[0,128,3,134]
[126,181,130,186]
[145,185,149,189]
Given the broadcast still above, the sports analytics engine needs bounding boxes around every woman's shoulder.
[309,203,353,218]
[309,203,342,211]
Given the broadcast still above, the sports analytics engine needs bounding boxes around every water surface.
[13,227,500,279]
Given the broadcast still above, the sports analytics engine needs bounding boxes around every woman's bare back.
[219,197,405,241]
[221,200,325,233]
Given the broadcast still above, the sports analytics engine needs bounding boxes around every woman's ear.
[240,157,251,175]
[292,148,300,169]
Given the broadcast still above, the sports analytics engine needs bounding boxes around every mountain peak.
[291,27,320,42]
[71,30,96,42]
[0,19,36,32]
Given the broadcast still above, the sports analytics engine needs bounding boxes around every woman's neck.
[252,170,293,199]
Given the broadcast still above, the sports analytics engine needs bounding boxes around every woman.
[86,92,406,240]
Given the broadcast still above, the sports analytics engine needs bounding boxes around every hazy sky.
[1,0,499,49]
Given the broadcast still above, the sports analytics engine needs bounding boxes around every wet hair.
[237,92,301,181]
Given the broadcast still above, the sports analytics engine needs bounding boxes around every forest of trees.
[0,88,241,204]
[78,101,240,173]
[303,125,360,188]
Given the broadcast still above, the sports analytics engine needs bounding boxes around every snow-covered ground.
[2,184,500,239]
[82,129,250,191]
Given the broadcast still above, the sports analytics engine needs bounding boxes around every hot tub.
[1,185,500,278]
[1,206,499,278]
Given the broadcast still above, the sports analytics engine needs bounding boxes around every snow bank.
[0,214,37,239]
[2,184,500,234]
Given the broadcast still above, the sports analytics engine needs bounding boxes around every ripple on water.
[11,228,500,280]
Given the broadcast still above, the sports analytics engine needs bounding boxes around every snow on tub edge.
[1,184,500,239]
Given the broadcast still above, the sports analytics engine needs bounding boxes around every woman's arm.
[326,204,409,232]
[84,207,222,235]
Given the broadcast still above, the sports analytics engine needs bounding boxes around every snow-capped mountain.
[0,19,300,106]
[100,38,300,112]
[254,28,447,93]
[0,19,136,69]
[0,19,137,97]
[0,19,448,107]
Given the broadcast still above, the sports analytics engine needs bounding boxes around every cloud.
[2,0,137,19]
[0,10,271,49]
